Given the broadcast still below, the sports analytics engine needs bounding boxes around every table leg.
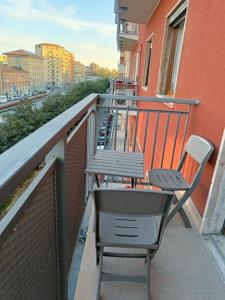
[131,178,134,188]
[95,174,100,187]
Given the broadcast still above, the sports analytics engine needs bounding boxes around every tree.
[0,78,109,154]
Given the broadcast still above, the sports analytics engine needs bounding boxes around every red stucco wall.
[130,0,225,215]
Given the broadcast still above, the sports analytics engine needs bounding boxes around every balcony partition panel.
[0,162,59,300]
[65,120,88,272]
[0,94,97,300]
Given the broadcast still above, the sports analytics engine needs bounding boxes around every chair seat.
[149,169,190,191]
[98,212,159,248]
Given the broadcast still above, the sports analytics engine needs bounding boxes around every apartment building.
[90,63,99,76]
[84,65,91,77]
[4,49,45,92]
[0,65,30,97]
[74,61,85,83]
[35,43,74,88]
[115,0,225,234]
[0,55,7,65]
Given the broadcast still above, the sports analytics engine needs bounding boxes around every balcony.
[117,21,139,51]
[115,0,160,24]
[0,93,224,300]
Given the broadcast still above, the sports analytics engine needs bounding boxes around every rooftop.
[36,43,65,49]
[3,49,42,59]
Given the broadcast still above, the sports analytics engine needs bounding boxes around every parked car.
[99,126,108,136]
[99,126,110,136]
[97,145,104,150]
[97,136,107,146]
[107,113,113,121]
[0,96,7,104]
[14,95,27,101]
[10,96,21,101]
[103,118,111,127]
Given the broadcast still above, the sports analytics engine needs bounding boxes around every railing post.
[46,139,68,300]
[86,106,96,196]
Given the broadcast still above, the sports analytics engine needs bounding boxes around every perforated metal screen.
[65,121,87,271]
[0,166,59,300]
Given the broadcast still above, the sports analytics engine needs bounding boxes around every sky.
[0,0,119,69]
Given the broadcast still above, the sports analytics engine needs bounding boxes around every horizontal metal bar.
[98,106,189,114]
[103,252,146,258]
[103,178,150,185]
[0,93,98,205]
[99,93,200,105]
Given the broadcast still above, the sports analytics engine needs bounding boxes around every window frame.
[157,0,188,97]
[142,35,154,87]
[134,49,141,82]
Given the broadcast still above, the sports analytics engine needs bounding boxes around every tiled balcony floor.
[75,198,225,300]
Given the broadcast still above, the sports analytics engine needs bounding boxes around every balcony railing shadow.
[1,92,223,300]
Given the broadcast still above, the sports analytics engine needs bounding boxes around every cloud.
[0,0,116,36]
[1,32,41,53]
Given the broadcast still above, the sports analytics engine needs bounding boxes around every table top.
[85,150,144,178]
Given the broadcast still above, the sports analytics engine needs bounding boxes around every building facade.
[4,49,45,92]
[115,0,225,231]
[90,63,99,76]
[35,43,74,88]
[0,65,30,97]
[0,55,7,65]
[84,66,91,77]
[74,61,85,83]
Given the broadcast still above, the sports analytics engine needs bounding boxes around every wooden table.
[85,150,144,187]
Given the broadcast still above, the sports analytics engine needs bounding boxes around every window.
[159,1,187,95]
[134,50,141,82]
[143,39,153,87]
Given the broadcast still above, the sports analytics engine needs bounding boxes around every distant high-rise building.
[90,62,99,76]
[74,61,85,83]
[4,49,45,92]
[35,43,74,88]
[85,66,91,76]
[0,65,30,97]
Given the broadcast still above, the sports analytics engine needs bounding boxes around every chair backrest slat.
[185,135,213,164]
[94,189,173,216]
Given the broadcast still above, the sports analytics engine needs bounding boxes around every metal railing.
[117,21,139,50]
[119,21,139,35]
[111,78,138,96]
[98,94,199,182]
[0,92,199,299]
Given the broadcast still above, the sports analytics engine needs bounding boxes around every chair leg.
[146,250,151,300]
[95,174,100,187]
[167,196,192,228]
[178,207,192,228]
[96,246,103,300]
[96,246,100,265]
